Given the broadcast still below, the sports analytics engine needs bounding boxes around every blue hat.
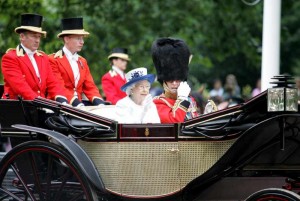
[121,67,155,92]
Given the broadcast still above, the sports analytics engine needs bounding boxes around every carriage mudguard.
[12,124,106,192]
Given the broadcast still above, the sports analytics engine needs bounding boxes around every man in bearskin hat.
[152,38,199,123]
[1,13,68,103]
[101,48,130,105]
[49,17,105,107]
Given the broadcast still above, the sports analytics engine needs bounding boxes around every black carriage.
[1,77,300,201]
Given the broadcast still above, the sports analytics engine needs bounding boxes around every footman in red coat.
[49,17,104,107]
[1,13,67,103]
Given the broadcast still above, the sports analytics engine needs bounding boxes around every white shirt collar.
[112,66,125,78]
[63,46,78,61]
[21,44,36,56]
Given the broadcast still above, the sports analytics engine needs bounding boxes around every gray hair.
[125,83,136,96]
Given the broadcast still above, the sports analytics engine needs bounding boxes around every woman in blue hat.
[115,67,160,123]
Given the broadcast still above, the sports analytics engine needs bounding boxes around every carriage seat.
[81,105,117,121]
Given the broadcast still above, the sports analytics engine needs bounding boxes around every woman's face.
[131,80,151,105]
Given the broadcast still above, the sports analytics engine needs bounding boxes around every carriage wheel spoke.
[11,163,37,201]
[28,152,44,200]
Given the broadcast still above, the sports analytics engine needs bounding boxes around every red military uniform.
[102,69,126,105]
[49,50,102,104]
[153,94,199,123]
[1,45,66,100]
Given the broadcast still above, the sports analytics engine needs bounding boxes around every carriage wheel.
[245,188,300,201]
[0,141,98,201]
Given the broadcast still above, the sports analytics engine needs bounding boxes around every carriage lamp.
[267,75,298,112]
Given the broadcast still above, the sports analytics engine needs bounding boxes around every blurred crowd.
[189,75,300,114]
[151,74,262,114]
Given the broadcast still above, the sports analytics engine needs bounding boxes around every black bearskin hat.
[151,38,190,85]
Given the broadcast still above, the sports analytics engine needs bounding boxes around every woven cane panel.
[78,141,180,197]
[77,141,121,192]
[178,140,235,187]
[117,142,180,196]
[78,140,235,197]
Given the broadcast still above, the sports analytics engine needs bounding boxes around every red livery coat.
[101,69,126,105]
[49,50,102,103]
[153,95,199,123]
[1,45,65,100]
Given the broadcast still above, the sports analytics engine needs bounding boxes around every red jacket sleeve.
[42,55,66,100]
[80,58,102,101]
[48,54,73,101]
[1,52,38,100]
[101,72,126,105]
[153,97,190,123]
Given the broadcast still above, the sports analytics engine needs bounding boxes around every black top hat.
[57,17,89,38]
[108,47,130,61]
[15,13,46,37]
[151,38,191,85]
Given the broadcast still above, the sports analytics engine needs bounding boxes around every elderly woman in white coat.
[115,67,160,124]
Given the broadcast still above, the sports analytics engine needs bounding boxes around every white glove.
[142,94,153,111]
[177,81,191,100]
[41,108,54,114]
[76,103,85,108]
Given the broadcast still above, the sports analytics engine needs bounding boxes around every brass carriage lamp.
[267,75,298,112]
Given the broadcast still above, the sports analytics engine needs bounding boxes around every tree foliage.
[0,0,299,96]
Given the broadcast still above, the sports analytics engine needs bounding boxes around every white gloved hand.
[142,94,153,111]
[177,81,191,100]
[41,108,54,114]
[76,103,85,108]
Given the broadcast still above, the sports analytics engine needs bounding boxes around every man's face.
[112,58,128,71]
[64,35,85,54]
[20,32,42,52]
[165,80,181,93]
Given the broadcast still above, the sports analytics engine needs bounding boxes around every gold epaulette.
[109,70,117,77]
[54,50,63,58]
[6,48,15,53]
[16,46,25,57]
[36,50,45,56]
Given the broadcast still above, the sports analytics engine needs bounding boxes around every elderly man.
[1,13,67,103]
[152,38,199,123]
[101,48,130,105]
[49,17,104,107]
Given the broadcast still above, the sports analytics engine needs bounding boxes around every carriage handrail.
[33,97,117,130]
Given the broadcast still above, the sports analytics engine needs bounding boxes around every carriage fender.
[12,124,106,193]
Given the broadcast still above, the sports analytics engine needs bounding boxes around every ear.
[20,33,25,39]
[64,36,70,43]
